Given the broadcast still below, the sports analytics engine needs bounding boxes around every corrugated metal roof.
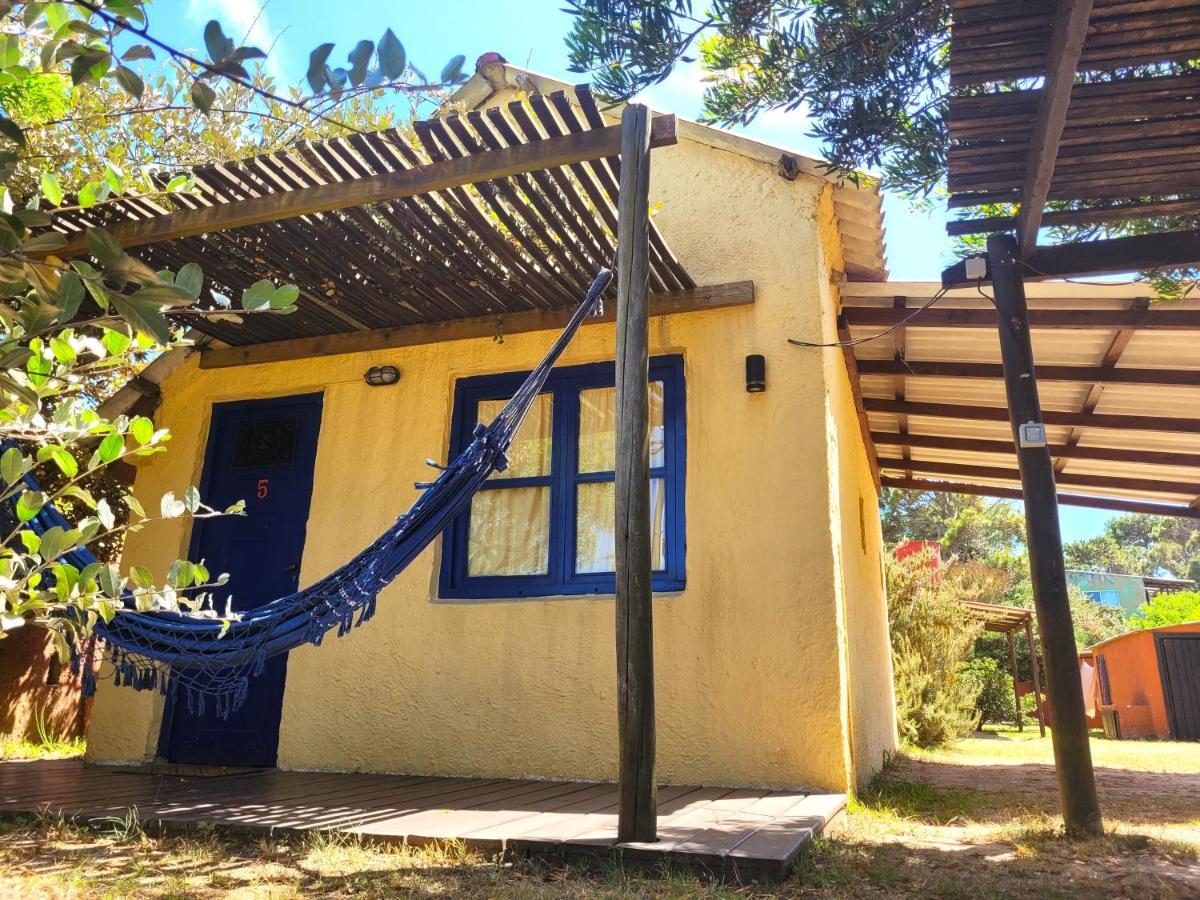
[842,280,1200,516]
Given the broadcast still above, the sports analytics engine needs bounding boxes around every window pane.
[578,383,664,473]
[575,478,666,574]
[478,393,552,479]
[468,486,550,576]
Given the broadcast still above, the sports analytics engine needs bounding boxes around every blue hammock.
[17,270,610,716]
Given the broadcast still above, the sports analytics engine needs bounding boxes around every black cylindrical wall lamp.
[364,365,400,386]
[745,354,766,392]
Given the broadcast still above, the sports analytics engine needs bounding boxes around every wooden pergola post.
[987,232,1102,836]
[1007,631,1023,732]
[614,103,656,843]
[1026,618,1047,737]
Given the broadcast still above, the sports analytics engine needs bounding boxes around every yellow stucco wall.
[87,130,893,791]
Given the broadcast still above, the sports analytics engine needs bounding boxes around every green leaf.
[270,284,299,310]
[21,231,67,254]
[97,497,115,530]
[97,566,122,600]
[96,431,124,464]
[175,262,203,299]
[122,44,155,61]
[347,40,374,87]
[69,48,109,85]
[56,272,85,319]
[0,117,25,148]
[203,20,234,62]
[129,282,194,307]
[241,278,274,311]
[102,327,131,356]
[0,446,24,485]
[78,181,106,208]
[307,43,335,93]
[18,529,40,555]
[62,485,96,510]
[190,81,216,115]
[185,485,201,512]
[160,491,186,518]
[377,29,405,80]
[15,489,46,523]
[40,172,63,207]
[110,293,172,343]
[114,65,144,100]
[130,564,154,589]
[130,416,154,445]
[85,227,123,267]
[125,493,145,519]
[165,174,191,193]
[38,526,65,562]
[440,54,466,83]
[47,445,78,478]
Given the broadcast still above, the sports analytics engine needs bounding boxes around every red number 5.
[257,479,269,499]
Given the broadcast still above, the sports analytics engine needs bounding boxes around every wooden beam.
[1015,0,1095,256]
[837,314,882,490]
[863,397,1200,435]
[856,359,1199,387]
[948,198,1200,237]
[199,282,753,369]
[877,456,1200,496]
[1024,229,1200,280]
[842,306,1200,329]
[47,115,679,258]
[614,103,656,845]
[1026,618,1047,738]
[881,475,1200,519]
[989,231,1101,836]
[1008,632,1024,732]
[870,430,1200,468]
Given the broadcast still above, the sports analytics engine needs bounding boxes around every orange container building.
[1086,622,1200,741]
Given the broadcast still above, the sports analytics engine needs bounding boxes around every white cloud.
[185,0,291,85]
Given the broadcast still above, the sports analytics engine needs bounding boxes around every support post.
[614,103,656,844]
[1026,618,1047,738]
[987,232,1102,835]
[1008,632,1023,731]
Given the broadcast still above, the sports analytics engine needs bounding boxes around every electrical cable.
[787,282,957,349]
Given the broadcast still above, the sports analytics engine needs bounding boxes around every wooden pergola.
[930,0,1200,836]
[962,600,1046,737]
[43,85,739,843]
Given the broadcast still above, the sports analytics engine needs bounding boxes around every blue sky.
[148,0,1115,542]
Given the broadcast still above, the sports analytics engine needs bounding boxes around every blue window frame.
[1084,589,1121,608]
[439,355,686,599]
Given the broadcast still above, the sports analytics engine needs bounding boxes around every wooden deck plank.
[0,761,839,883]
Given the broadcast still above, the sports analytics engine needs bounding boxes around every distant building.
[1066,569,1194,614]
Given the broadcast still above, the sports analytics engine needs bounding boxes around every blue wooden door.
[161,393,323,767]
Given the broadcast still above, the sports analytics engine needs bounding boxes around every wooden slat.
[856,358,1200,387]
[882,475,1200,519]
[44,116,678,258]
[878,456,1200,496]
[842,305,1200,329]
[1024,229,1200,279]
[863,397,1200,435]
[837,314,883,490]
[199,281,753,368]
[871,429,1200,468]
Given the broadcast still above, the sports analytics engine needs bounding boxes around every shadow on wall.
[0,626,96,741]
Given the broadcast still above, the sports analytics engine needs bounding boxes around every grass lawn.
[0,729,1197,898]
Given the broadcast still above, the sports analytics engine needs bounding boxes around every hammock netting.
[15,269,611,717]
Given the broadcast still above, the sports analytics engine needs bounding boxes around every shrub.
[887,553,985,747]
[958,655,1013,728]
[1067,585,1128,649]
[1129,590,1200,630]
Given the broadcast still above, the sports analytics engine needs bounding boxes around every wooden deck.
[0,759,844,882]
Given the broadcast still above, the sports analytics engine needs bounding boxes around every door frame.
[156,390,324,764]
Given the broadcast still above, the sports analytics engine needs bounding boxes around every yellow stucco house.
[85,63,896,795]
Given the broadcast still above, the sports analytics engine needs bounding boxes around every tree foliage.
[1064,514,1200,582]
[1128,590,1200,630]
[565,1,1200,291]
[0,1,462,661]
[887,551,984,747]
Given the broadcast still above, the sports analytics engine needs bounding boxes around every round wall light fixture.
[364,365,400,386]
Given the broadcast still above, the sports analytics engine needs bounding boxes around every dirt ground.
[0,728,1198,898]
